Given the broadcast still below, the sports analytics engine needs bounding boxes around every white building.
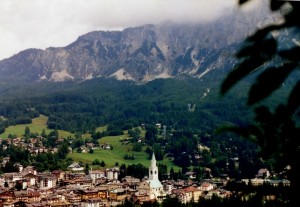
[38,174,57,189]
[67,163,84,172]
[138,153,165,200]
[256,168,270,178]
[89,169,105,183]
[81,198,103,207]
[106,167,119,180]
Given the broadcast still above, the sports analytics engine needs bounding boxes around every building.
[67,163,84,172]
[138,153,165,200]
[106,168,119,181]
[256,168,270,179]
[89,170,105,184]
[183,186,202,203]
[37,173,57,189]
[199,182,214,191]
[81,198,103,207]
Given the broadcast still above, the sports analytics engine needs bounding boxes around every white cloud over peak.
[0,0,260,60]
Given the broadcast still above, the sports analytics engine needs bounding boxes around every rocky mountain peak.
[0,5,276,83]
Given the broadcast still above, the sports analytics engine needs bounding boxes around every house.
[269,179,290,187]
[64,191,81,205]
[0,190,15,204]
[199,182,214,191]
[256,168,270,179]
[185,171,196,179]
[44,201,72,207]
[132,192,150,204]
[51,170,66,183]
[22,173,37,187]
[24,202,49,207]
[171,186,202,204]
[41,193,66,205]
[14,190,40,203]
[89,170,105,183]
[23,166,37,175]
[183,186,202,203]
[67,163,84,172]
[13,163,23,173]
[249,178,264,186]
[86,142,95,149]
[106,168,119,181]
[109,188,127,202]
[64,172,86,181]
[197,144,210,152]
[95,187,109,199]
[80,189,99,200]
[37,173,57,189]
[2,157,10,166]
[26,190,41,203]
[121,176,140,184]
[121,176,140,190]
[162,182,173,195]
[81,198,103,207]
[3,173,22,187]
[205,190,221,199]
[99,144,111,150]
[2,200,22,207]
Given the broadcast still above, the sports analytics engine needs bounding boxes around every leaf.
[254,106,273,124]
[215,125,247,137]
[247,24,283,42]
[221,56,266,95]
[216,124,260,143]
[284,4,300,26]
[237,38,277,59]
[274,104,290,124]
[270,0,285,11]
[287,80,300,113]
[236,43,256,58]
[239,0,250,5]
[279,46,300,62]
[248,63,296,105]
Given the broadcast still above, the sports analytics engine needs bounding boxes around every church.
[137,153,165,200]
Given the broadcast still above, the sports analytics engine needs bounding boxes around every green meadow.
[1,115,179,171]
[0,115,73,138]
[68,134,180,171]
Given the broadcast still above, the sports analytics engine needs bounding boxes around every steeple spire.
[151,152,156,167]
[149,152,159,180]
[152,152,156,160]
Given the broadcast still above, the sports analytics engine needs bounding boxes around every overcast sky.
[0,0,260,61]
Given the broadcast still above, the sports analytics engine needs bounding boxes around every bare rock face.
[0,6,276,83]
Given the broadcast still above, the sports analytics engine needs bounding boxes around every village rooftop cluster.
[0,151,290,207]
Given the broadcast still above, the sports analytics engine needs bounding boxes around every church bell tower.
[149,152,159,180]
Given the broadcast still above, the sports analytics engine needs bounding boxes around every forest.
[0,74,253,134]
[0,72,291,180]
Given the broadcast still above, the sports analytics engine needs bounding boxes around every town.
[0,133,291,207]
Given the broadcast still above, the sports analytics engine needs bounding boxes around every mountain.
[0,6,274,83]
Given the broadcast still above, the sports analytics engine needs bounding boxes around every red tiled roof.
[183,186,200,193]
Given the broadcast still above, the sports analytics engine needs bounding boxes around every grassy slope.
[96,126,107,132]
[68,134,180,171]
[1,115,179,171]
[0,115,73,138]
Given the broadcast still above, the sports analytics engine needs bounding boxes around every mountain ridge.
[0,6,275,83]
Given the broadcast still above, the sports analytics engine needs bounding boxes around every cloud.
[0,0,259,60]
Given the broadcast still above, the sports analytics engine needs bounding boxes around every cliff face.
[0,7,275,83]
